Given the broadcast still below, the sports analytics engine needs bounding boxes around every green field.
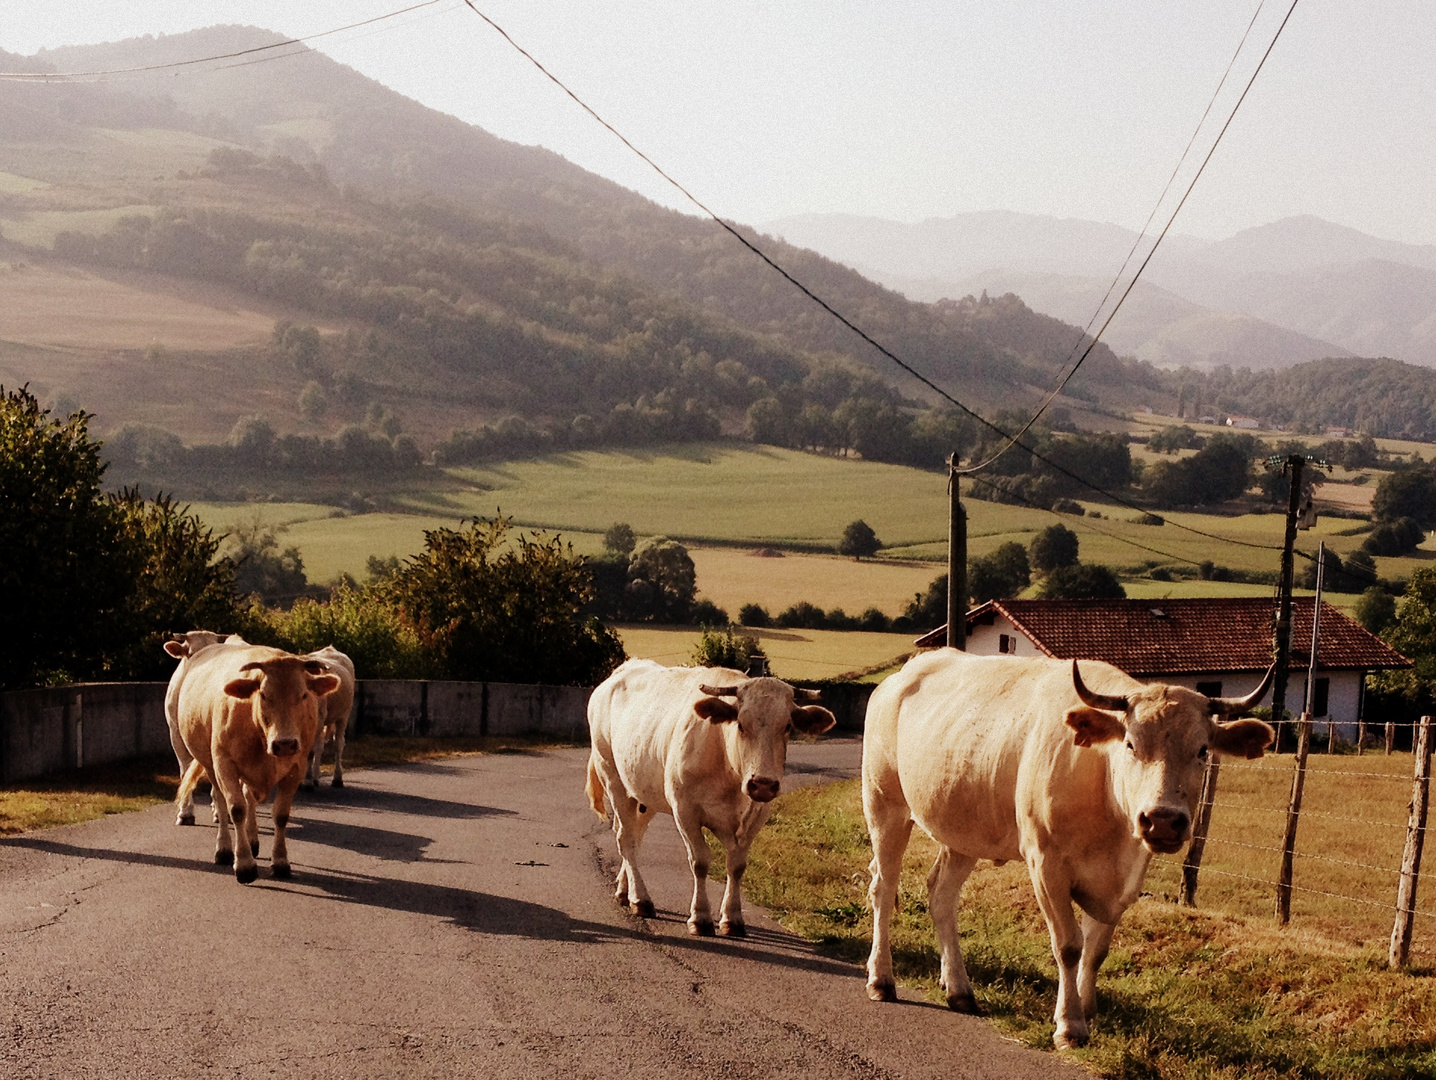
[185,443,1428,603]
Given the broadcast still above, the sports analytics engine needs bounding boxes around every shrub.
[739,603,771,628]
[691,626,761,671]
[838,519,881,560]
[1051,498,1084,516]
[690,598,729,626]
[777,601,827,629]
[1029,524,1079,574]
[1036,563,1126,599]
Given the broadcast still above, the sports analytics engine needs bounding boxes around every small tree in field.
[1029,524,1079,575]
[839,519,881,560]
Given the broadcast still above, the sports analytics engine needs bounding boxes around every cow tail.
[585,752,608,820]
[176,758,207,807]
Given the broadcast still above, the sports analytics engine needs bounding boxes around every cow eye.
[1125,740,1135,753]
[1198,745,1209,760]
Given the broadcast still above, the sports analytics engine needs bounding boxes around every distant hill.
[0,26,1169,464]
[767,210,1436,369]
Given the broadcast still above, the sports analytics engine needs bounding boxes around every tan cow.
[587,659,836,936]
[162,631,247,826]
[862,650,1273,1048]
[302,646,357,790]
[175,643,339,883]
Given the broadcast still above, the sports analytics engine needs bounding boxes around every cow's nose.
[269,738,300,757]
[746,777,780,802]
[1138,808,1189,849]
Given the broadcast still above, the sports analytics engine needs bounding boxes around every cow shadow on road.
[297,783,516,822]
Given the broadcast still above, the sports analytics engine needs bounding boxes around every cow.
[175,643,340,883]
[862,650,1274,1049]
[162,631,247,825]
[302,646,357,791]
[586,659,836,936]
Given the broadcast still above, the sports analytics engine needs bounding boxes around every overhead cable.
[459,2,1289,558]
[0,0,446,82]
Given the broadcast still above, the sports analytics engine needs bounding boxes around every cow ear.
[791,705,836,735]
[224,677,261,700]
[1064,707,1126,748]
[164,640,188,659]
[307,673,341,697]
[1212,717,1275,760]
[694,696,739,723]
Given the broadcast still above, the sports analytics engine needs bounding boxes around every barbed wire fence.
[1151,714,1434,968]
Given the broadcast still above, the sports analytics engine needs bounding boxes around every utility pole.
[947,453,966,650]
[1269,454,1305,751]
[1270,453,1324,750]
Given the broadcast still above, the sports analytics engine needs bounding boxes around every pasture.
[615,625,913,682]
[741,766,1436,1079]
[187,443,1425,617]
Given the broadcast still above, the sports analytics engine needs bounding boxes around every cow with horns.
[862,650,1274,1048]
[587,659,837,936]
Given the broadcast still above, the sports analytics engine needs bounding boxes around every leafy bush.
[1051,498,1084,515]
[384,516,624,686]
[256,583,433,679]
[739,603,771,627]
[837,519,881,559]
[1362,516,1424,557]
[1029,524,1079,574]
[690,598,730,626]
[1036,563,1126,599]
[691,626,761,671]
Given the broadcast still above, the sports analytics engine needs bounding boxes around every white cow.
[587,659,836,936]
[862,650,1273,1048]
[175,643,339,883]
[162,631,247,825]
[303,646,357,790]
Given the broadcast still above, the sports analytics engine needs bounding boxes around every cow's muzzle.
[1138,808,1189,853]
[746,776,780,802]
[268,738,300,758]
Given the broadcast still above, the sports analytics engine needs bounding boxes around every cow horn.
[238,661,265,674]
[1208,663,1276,717]
[699,684,741,697]
[789,685,822,702]
[1072,661,1129,712]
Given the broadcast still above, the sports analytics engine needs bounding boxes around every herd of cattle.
[162,633,1275,1047]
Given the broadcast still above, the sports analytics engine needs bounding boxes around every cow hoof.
[1053,1029,1089,1050]
[946,990,981,1015]
[867,979,897,1003]
[177,812,194,826]
[630,899,655,918]
[272,863,292,880]
[331,776,344,789]
[235,864,259,885]
[719,921,746,938]
[214,849,234,866]
[688,919,715,937]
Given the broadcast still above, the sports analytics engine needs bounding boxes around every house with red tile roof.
[915,597,1409,738]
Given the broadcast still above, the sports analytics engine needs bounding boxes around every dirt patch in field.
[1314,480,1375,514]
[0,260,280,350]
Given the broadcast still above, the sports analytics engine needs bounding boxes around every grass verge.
[0,735,579,835]
[740,778,1436,1079]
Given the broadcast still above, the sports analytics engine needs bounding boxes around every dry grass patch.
[742,778,1436,1079]
[615,625,912,681]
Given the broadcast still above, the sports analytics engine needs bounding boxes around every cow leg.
[864,790,914,1003]
[594,759,656,917]
[330,725,346,788]
[1027,858,1087,1049]
[174,758,207,826]
[243,783,260,857]
[927,846,980,1013]
[673,808,715,936]
[211,758,259,884]
[303,736,322,791]
[270,771,302,879]
[1078,913,1116,1024]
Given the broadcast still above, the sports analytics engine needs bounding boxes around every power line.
[458,2,1288,561]
[0,1,447,82]
[959,0,1301,475]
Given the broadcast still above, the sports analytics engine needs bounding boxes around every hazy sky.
[2,1,1433,244]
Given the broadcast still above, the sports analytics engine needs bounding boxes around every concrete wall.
[0,676,876,785]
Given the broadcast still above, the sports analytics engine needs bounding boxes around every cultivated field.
[616,625,913,681]
[0,260,276,350]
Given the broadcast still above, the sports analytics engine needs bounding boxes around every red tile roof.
[916,597,1409,675]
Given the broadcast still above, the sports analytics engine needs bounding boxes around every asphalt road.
[0,737,1084,1079]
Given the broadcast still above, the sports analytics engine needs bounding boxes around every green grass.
[742,779,1436,1079]
[183,443,1429,593]
[0,204,160,249]
[0,170,46,194]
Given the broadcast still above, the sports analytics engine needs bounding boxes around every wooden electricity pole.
[1269,454,1306,751]
[947,453,966,651]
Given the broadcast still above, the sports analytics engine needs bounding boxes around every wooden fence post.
[1276,712,1312,926]
[1387,721,1397,755]
[1390,715,1433,969]
[1182,759,1221,905]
